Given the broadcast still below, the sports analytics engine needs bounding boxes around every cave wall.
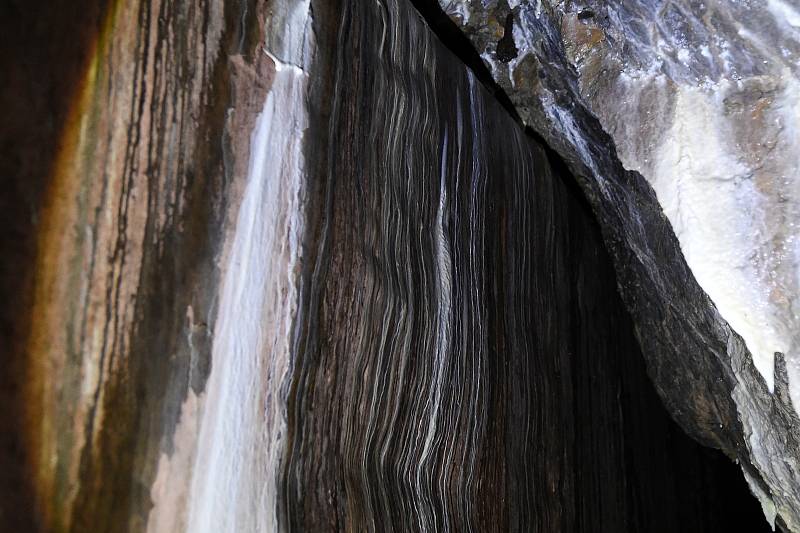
[276,4,766,531]
[433,1,800,528]
[0,0,768,531]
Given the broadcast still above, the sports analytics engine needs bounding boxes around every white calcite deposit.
[651,76,800,401]
[568,0,800,409]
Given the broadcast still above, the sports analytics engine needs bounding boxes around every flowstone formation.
[437,0,800,529]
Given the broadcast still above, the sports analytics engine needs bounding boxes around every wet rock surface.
[437,0,800,529]
[0,0,782,530]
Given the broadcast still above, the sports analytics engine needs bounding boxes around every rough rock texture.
[554,1,800,403]
[273,1,764,530]
[436,0,800,529]
[15,0,275,530]
[0,0,774,531]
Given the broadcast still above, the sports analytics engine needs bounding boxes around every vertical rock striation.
[18,0,274,530]
[1,0,773,530]
[436,0,800,528]
[274,3,766,530]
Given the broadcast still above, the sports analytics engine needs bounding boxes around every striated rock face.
[437,0,800,529]
[0,0,777,531]
[11,0,275,530]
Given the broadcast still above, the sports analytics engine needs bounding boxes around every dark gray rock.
[438,0,800,529]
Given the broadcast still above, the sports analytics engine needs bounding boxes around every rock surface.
[0,0,778,530]
[437,0,800,529]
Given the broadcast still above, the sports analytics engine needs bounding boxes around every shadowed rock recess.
[0,0,777,531]
[435,0,800,530]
